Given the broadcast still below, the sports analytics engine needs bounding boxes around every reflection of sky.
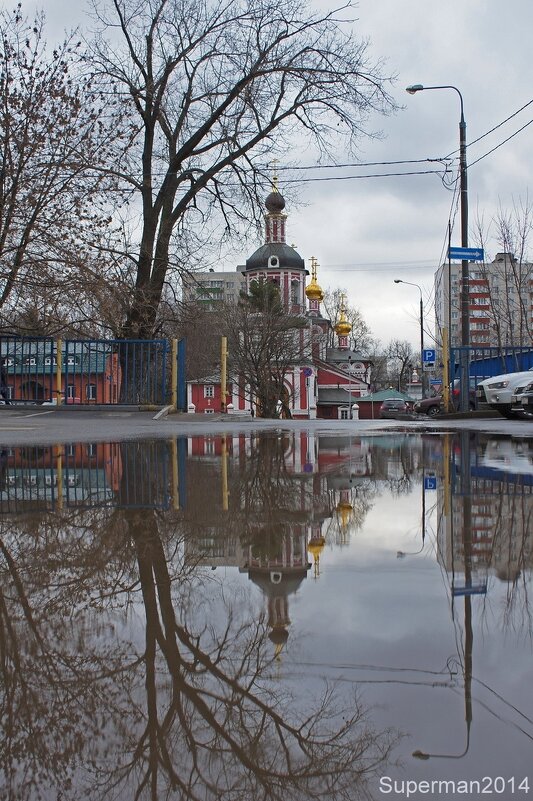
[275,478,533,797]
[5,432,533,800]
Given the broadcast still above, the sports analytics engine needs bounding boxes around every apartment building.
[181,269,245,309]
[434,252,533,349]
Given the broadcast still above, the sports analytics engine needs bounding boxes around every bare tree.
[87,0,396,340]
[224,279,309,417]
[0,8,124,334]
[472,198,533,348]
[386,339,414,391]
[322,287,374,352]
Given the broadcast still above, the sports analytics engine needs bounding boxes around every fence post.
[177,338,186,412]
[56,339,63,405]
[171,339,178,410]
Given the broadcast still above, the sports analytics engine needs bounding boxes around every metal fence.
[0,440,171,512]
[0,335,174,406]
[450,345,533,384]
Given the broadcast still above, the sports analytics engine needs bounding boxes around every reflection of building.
[437,435,533,584]
[0,441,170,512]
[181,432,426,653]
[0,444,122,512]
[241,533,311,654]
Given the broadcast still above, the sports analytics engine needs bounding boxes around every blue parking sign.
[424,475,437,490]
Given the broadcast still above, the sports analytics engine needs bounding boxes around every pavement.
[0,404,532,446]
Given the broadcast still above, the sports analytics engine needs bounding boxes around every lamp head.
[394,279,402,284]
[406,84,424,95]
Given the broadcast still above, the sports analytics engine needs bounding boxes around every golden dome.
[334,294,352,337]
[305,277,324,302]
[334,314,352,337]
[305,255,324,302]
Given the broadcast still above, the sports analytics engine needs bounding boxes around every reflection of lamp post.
[396,543,424,558]
[412,724,471,760]
[413,438,473,760]
[405,84,469,412]
[348,355,353,419]
[394,279,426,398]
[397,470,426,557]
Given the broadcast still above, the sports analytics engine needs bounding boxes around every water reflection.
[0,431,532,799]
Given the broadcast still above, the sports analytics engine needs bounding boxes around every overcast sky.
[36,0,533,349]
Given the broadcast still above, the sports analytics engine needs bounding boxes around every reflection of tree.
[114,511,398,800]
[0,517,138,800]
[236,435,309,555]
[0,466,397,800]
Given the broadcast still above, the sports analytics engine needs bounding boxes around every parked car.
[511,380,533,418]
[476,367,533,419]
[413,381,476,417]
[413,395,442,417]
[378,398,411,419]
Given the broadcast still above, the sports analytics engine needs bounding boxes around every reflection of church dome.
[308,535,326,578]
[268,627,289,646]
[265,191,286,212]
[336,499,353,529]
[248,567,309,597]
[308,536,325,561]
[248,566,310,658]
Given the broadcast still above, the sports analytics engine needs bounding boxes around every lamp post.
[394,279,426,398]
[406,84,469,412]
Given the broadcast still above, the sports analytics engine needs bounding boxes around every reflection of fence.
[0,441,170,512]
[0,336,183,406]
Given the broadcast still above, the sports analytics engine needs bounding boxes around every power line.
[469,117,533,168]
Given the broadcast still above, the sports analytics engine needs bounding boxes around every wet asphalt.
[0,404,531,446]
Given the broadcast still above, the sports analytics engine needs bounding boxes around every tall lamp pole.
[406,84,469,412]
[394,279,426,398]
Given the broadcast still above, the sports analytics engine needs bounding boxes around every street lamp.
[405,84,470,412]
[393,279,426,397]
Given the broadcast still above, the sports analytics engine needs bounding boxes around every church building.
[186,184,372,419]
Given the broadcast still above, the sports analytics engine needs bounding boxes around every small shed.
[356,389,415,420]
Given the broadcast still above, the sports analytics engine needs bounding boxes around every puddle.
[0,431,532,799]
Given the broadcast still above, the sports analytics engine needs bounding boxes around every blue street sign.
[448,246,484,261]
[424,475,437,490]
[452,583,487,597]
[422,349,436,364]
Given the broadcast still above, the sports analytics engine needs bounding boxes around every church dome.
[334,315,352,337]
[265,191,286,213]
[245,243,305,272]
[305,277,324,302]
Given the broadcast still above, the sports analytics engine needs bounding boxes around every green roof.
[358,389,416,402]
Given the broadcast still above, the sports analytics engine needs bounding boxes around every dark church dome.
[265,191,286,213]
[245,243,305,272]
